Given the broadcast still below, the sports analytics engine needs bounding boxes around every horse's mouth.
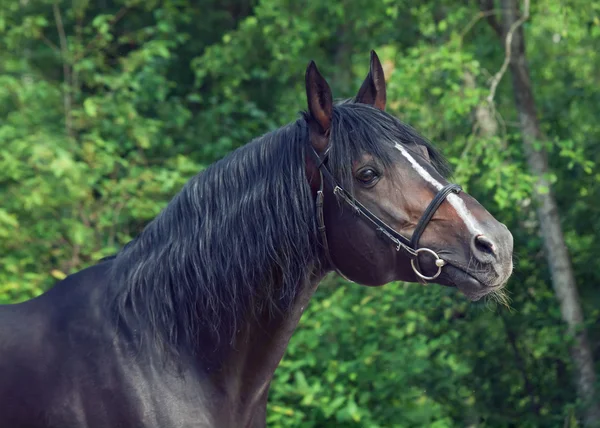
[436,264,500,301]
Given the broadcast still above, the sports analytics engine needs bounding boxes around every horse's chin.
[435,264,498,301]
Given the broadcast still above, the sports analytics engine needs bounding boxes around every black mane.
[108,103,450,353]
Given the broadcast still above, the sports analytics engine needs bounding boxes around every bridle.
[310,144,462,283]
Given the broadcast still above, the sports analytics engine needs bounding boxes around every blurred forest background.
[1,0,600,426]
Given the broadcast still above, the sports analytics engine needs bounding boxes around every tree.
[483,0,600,423]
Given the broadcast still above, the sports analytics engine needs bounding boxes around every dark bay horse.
[0,51,513,428]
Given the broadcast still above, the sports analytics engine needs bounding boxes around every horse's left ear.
[356,50,386,111]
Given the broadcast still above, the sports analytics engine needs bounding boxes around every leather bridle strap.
[409,184,462,249]
[408,183,462,281]
[331,184,416,256]
[309,144,462,283]
[315,167,354,282]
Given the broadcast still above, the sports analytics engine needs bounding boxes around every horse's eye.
[356,168,379,185]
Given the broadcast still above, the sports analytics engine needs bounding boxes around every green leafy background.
[1,0,599,426]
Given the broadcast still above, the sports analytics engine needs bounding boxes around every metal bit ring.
[410,248,446,281]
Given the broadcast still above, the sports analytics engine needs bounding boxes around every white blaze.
[394,143,484,236]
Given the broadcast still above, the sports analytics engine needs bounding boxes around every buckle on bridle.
[410,248,446,281]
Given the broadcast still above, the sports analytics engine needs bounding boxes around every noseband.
[310,145,462,283]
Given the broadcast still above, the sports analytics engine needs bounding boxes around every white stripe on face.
[394,143,484,236]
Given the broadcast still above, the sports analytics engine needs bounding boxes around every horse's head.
[304,51,513,301]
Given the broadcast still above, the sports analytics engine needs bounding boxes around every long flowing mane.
[108,103,450,354]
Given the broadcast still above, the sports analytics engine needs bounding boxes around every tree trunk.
[498,0,600,424]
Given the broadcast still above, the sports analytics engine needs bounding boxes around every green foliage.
[1,0,599,426]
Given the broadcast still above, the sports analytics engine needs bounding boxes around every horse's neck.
[207,272,323,415]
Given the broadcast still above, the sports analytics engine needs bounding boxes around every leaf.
[50,269,67,280]
[84,99,98,117]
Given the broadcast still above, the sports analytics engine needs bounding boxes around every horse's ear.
[305,60,333,143]
[356,50,386,111]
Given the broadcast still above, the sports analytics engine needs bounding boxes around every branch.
[53,3,73,137]
[454,71,501,181]
[479,0,504,37]
[108,200,126,248]
[459,8,502,41]
[75,7,129,62]
[72,3,84,104]
[40,34,60,53]
[500,311,541,416]
[486,0,530,106]
[53,3,69,66]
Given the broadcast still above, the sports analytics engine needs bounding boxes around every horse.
[0,51,513,428]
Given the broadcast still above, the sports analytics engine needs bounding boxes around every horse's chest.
[47,369,217,428]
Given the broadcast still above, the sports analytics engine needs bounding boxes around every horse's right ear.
[305,61,333,147]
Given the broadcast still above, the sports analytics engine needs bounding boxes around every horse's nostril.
[474,234,496,256]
